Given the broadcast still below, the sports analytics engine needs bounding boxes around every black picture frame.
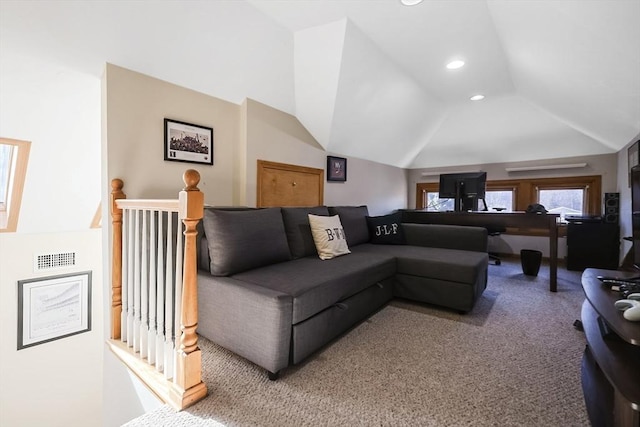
[327,156,347,182]
[17,271,92,350]
[164,118,214,165]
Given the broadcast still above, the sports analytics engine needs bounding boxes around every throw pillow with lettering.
[366,212,406,245]
[308,214,351,260]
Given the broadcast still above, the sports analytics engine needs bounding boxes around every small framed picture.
[164,119,214,165]
[18,271,92,350]
[327,156,347,182]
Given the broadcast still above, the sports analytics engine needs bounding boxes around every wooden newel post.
[110,178,126,340]
[172,169,207,408]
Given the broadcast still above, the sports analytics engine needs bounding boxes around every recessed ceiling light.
[446,60,465,70]
[470,95,485,101]
[400,0,424,5]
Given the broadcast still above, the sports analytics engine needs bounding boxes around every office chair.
[486,225,506,265]
[479,199,505,265]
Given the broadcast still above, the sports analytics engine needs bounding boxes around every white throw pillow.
[308,214,351,260]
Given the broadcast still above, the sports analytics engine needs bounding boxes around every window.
[0,144,12,209]
[485,190,514,211]
[416,175,602,233]
[425,191,454,211]
[421,188,514,212]
[538,188,584,221]
[0,138,31,232]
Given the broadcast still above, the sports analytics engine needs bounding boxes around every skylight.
[446,60,465,70]
[0,144,11,206]
[0,138,31,232]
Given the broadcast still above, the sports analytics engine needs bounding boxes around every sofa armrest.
[197,274,292,374]
[402,223,488,253]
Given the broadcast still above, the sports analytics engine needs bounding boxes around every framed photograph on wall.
[164,118,214,165]
[327,156,347,182]
[17,271,92,350]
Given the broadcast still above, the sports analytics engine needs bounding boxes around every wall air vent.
[34,252,76,271]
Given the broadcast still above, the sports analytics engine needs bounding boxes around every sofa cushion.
[281,206,330,259]
[232,246,396,324]
[202,207,291,276]
[366,212,406,245]
[356,243,486,285]
[308,214,351,260]
[328,206,370,246]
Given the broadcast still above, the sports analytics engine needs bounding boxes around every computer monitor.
[439,172,487,212]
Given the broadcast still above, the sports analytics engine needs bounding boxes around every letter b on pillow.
[308,214,351,260]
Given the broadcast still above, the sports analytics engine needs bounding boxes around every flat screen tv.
[631,165,640,269]
[439,171,487,212]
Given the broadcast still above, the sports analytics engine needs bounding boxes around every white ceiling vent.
[34,252,76,272]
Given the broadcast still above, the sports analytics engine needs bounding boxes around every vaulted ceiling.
[1,0,638,169]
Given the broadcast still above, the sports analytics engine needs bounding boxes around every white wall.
[0,50,101,233]
[0,51,104,427]
[0,231,103,427]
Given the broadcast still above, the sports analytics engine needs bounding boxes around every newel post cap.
[183,169,200,191]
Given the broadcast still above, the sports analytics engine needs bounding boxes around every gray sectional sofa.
[197,206,488,379]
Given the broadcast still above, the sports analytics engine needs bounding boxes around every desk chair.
[480,200,506,265]
[486,225,506,265]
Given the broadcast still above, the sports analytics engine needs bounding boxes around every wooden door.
[257,160,324,207]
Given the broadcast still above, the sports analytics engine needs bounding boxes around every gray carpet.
[124,260,590,427]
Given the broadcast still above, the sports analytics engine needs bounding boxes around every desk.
[401,210,561,292]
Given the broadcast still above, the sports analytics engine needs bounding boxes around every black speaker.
[604,192,619,224]
[567,222,620,270]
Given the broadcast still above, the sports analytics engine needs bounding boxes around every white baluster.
[121,208,128,342]
[164,212,174,379]
[133,209,141,352]
[127,209,135,347]
[148,210,157,365]
[140,209,149,358]
[173,214,183,384]
[156,211,165,372]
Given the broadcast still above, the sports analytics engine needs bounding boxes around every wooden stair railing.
[108,169,207,410]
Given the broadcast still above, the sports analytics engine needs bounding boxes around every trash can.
[521,249,542,276]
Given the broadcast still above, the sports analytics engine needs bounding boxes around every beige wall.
[243,99,407,215]
[104,67,408,215]
[101,66,410,424]
[104,64,240,204]
[102,64,244,424]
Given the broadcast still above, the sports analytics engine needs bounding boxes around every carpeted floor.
[124,259,590,427]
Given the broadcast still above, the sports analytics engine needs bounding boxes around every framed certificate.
[18,271,92,350]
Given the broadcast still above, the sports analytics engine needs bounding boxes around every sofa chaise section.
[379,223,487,312]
